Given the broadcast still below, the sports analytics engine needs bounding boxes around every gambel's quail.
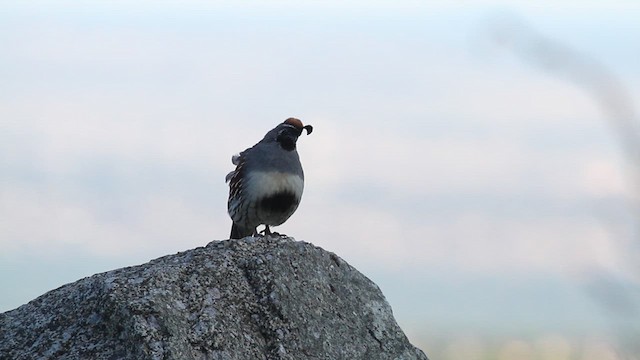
[226,118,313,239]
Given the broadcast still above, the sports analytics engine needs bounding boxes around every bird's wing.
[226,148,250,208]
[225,150,245,183]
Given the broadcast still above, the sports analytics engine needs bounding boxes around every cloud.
[1,1,637,305]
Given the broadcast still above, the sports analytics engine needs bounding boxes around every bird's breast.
[246,171,304,201]
[245,171,304,226]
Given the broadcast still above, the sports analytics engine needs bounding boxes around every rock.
[0,236,428,360]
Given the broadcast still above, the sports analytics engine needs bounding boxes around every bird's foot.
[258,226,286,238]
[258,225,272,237]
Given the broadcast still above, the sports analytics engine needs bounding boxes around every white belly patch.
[246,171,304,226]
[246,171,304,200]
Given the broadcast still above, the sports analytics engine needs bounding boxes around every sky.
[2,1,640,358]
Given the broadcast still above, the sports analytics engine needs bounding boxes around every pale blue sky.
[2,1,639,356]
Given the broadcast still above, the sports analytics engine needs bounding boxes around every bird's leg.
[258,225,271,236]
[260,225,281,237]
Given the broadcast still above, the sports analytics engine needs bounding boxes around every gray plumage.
[226,118,313,239]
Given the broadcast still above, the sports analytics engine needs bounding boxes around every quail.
[226,118,313,239]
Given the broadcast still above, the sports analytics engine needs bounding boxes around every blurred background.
[1,1,639,359]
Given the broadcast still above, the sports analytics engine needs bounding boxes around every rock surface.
[0,236,428,360]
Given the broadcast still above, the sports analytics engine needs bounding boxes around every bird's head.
[274,117,313,151]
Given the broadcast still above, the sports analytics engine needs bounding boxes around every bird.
[226,117,313,239]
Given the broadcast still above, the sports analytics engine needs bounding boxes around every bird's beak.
[303,125,313,135]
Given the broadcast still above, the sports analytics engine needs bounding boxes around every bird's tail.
[230,223,254,239]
